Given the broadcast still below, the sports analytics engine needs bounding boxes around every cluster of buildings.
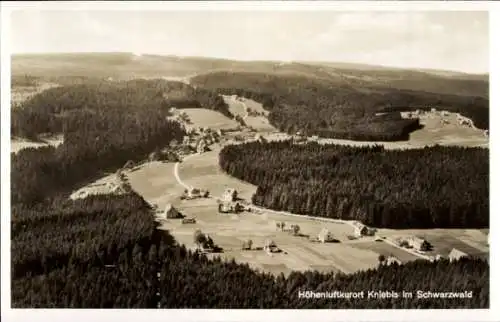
[456,115,474,128]
[182,187,210,200]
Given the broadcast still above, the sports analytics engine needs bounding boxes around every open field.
[181,108,239,130]
[376,228,489,259]
[62,93,489,276]
[223,95,277,132]
[261,109,488,150]
[11,135,64,154]
[11,82,60,106]
[127,161,179,209]
[156,198,383,275]
[177,148,258,201]
[402,110,488,147]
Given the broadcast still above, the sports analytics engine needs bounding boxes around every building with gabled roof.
[318,228,334,243]
[448,248,468,262]
[163,203,182,219]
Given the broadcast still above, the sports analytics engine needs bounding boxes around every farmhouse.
[448,248,468,262]
[163,203,182,219]
[385,256,402,266]
[406,236,425,250]
[352,222,369,237]
[222,188,238,202]
[264,239,279,253]
[318,228,334,243]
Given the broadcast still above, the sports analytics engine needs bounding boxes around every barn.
[163,203,181,219]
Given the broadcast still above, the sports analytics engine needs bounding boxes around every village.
[68,96,489,276]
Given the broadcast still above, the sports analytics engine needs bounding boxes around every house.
[431,108,437,113]
[406,236,425,250]
[264,239,278,253]
[318,228,334,243]
[196,139,208,154]
[181,218,196,224]
[385,256,402,266]
[163,203,181,219]
[352,222,369,237]
[448,248,468,262]
[441,111,449,117]
[218,203,233,213]
[222,188,238,202]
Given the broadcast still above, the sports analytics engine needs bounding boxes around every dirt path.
[174,154,197,190]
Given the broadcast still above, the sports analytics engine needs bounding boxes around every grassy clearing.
[377,228,489,259]
[181,108,239,130]
[11,135,64,154]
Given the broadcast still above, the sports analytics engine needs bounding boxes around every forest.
[191,71,488,141]
[10,77,489,308]
[219,141,489,229]
[12,213,489,309]
[11,79,233,205]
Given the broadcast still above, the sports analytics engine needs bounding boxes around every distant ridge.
[11,52,488,98]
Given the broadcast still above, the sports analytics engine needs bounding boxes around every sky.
[10,10,489,74]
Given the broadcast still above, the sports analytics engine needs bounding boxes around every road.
[173,153,197,190]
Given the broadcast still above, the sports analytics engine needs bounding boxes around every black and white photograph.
[0,1,496,321]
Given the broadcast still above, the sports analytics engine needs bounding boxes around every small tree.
[204,235,215,250]
[247,239,253,250]
[281,222,286,232]
[194,230,206,249]
[378,254,386,264]
[292,224,300,236]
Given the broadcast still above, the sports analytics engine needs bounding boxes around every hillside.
[12,53,488,98]
[191,71,488,141]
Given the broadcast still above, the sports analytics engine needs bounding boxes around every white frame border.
[1,1,498,322]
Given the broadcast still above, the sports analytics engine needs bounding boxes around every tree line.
[219,141,489,229]
[13,222,489,308]
[191,71,488,141]
[11,78,230,139]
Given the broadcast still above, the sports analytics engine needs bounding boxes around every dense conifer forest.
[12,191,489,308]
[219,141,489,229]
[10,77,489,308]
[192,72,488,141]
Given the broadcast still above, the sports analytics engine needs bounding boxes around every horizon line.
[11,51,490,76]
